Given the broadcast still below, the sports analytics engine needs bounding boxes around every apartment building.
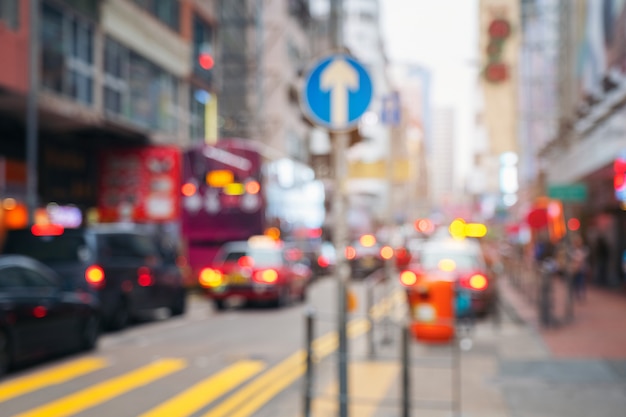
[0,0,217,210]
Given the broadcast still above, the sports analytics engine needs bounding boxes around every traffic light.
[483,17,511,84]
[198,44,214,70]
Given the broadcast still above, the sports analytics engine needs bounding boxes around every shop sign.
[98,146,181,223]
[547,183,588,202]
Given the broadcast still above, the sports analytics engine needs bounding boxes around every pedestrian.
[594,236,609,286]
[569,235,589,302]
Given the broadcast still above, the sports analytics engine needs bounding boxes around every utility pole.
[26,0,39,224]
[329,1,350,416]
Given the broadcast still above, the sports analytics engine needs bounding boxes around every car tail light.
[199,268,223,288]
[31,224,64,236]
[85,265,105,289]
[467,274,488,290]
[138,267,153,287]
[317,255,329,268]
[380,246,394,260]
[33,305,47,318]
[399,270,418,287]
[253,269,278,284]
[395,247,411,268]
[345,246,356,260]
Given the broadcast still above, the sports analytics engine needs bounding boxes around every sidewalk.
[499,276,626,359]
[298,278,626,417]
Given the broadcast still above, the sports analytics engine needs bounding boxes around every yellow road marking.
[6,289,402,417]
[369,288,405,320]
[0,358,108,403]
[312,361,399,417]
[226,363,306,417]
[200,351,304,417]
[202,317,372,417]
[12,359,186,417]
[138,360,265,417]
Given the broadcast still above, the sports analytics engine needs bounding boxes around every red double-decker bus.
[181,138,266,278]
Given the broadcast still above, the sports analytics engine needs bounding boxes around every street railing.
[301,272,478,417]
[501,252,577,327]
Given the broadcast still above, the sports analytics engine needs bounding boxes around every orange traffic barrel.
[405,278,455,343]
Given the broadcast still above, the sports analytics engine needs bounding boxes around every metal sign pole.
[26,0,40,224]
[332,131,350,417]
[302,6,372,417]
[329,1,349,416]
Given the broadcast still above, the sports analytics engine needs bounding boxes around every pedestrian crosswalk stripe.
[4,290,401,417]
[0,357,108,403]
[201,317,372,417]
[224,363,306,417]
[200,351,303,417]
[312,361,398,417]
[11,358,186,417]
[137,360,265,417]
[369,288,405,320]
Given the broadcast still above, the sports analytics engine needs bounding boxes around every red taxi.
[398,238,496,317]
[198,236,312,310]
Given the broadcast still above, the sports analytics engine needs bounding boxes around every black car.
[2,224,187,330]
[0,255,100,376]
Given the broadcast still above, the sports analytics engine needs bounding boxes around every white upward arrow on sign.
[320,58,359,125]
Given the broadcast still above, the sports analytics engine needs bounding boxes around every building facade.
[472,0,522,227]
[0,0,218,215]
[540,0,626,288]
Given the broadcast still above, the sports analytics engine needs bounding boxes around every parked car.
[346,234,385,279]
[1,224,187,330]
[398,237,497,317]
[0,254,100,376]
[198,236,312,310]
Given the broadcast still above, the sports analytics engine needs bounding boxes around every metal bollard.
[366,281,375,359]
[401,323,411,417]
[303,308,315,417]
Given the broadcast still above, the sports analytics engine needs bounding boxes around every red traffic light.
[488,19,511,39]
[198,52,214,70]
[485,62,509,83]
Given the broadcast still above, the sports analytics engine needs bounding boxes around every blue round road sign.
[302,54,373,132]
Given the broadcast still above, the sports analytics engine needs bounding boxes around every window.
[100,234,160,260]
[133,0,179,31]
[104,38,128,115]
[0,267,22,289]
[104,37,178,133]
[20,269,57,288]
[41,1,94,104]
[127,235,160,259]
[0,267,56,289]
[3,231,87,263]
[0,0,18,30]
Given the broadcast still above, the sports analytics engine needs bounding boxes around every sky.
[379,0,480,189]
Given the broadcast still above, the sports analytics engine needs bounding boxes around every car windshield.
[219,248,284,267]
[2,230,87,263]
[420,249,482,270]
